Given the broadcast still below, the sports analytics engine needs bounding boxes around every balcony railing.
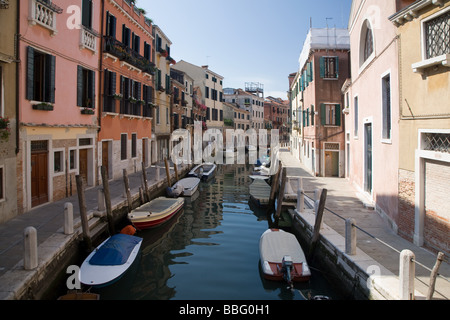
[103,36,156,74]
[29,0,63,35]
[80,26,98,52]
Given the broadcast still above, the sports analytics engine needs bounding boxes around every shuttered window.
[121,134,127,160]
[81,0,93,29]
[320,56,339,79]
[320,103,341,126]
[26,46,56,103]
[106,11,117,38]
[77,66,95,108]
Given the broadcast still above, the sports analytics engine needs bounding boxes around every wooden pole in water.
[141,162,150,201]
[275,167,287,219]
[76,175,92,252]
[174,163,179,182]
[101,166,115,235]
[309,188,327,258]
[123,169,133,212]
[164,158,171,187]
[427,252,444,300]
[267,161,282,214]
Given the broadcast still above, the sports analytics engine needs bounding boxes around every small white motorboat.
[168,177,200,197]
[259,229,311,287]
[79,233,142,287]
[188,163,216,181]
[128,197,184,230]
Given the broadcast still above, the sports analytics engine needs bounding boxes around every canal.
[87,164,343,300]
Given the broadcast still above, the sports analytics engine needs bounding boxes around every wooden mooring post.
[101,166,115,235]
[76,175,92,252]
[308,188,327,259]
[141,162,150,201]
[164,158,171,187]
[123,169,133,213]
[267,161,282,214]
[427,252,445,300]
[275,167,287,220]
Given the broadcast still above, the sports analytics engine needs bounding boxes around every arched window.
[364,25,374,61]
[360,19,374,66]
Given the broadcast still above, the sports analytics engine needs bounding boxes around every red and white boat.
[128,197,184,230]
[259,229,311,286]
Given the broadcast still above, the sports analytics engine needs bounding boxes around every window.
[205,86,209,99]
[381,74,391,140]
[131,133,137,158]
[354,96,359,137]
[54,150,64,174]
[77,66,95,108]
[81,0,93,29]
[156,106,160,124]
[122,25,131,47]
[320,57,339,79]
[69,149,76,170]
[361,20,374,65]
[26,47,56,103]
[105,12,116,38]
[424,10,450,60]
[0,166,4,201]
[166,107,169,125]
[121,134,127,160]
[132,32,140,54]
[320,104,341,126]
[103,69,116,112]
[144,42,151,61]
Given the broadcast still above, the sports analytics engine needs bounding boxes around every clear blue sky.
[140,0,352,99]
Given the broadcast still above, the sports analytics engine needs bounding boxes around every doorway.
[31,141,49,207]
[79,149,88,185]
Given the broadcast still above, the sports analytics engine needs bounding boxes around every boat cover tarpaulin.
[90,234,141,266]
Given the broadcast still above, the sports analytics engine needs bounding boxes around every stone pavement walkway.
[278,149,449,300]
[0,161,182,280]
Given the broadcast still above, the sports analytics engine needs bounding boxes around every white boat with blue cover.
[79,233,142,287]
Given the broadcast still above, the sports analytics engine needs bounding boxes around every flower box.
[32,102,54,111]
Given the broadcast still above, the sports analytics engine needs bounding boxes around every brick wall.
[398,169,415,242]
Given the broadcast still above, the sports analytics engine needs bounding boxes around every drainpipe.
[15,0,20,155]
[98,0,105,134]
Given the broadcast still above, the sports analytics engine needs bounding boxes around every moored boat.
[128,197,184,230]
[167,177,201,197]
[259,229,311,287]
[79,233,142,287]
[188,163,216,181]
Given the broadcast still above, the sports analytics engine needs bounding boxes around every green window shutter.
[47,54,56,103]
[311,105,314,126]
[77,66,83,107]
[111,71,116,95]
[306,108,310,126]
[89,69,95,107]
[302,110,306,127]
[319,57,325,78]
[310,61,314,82]
[26,46,35,101]
[335,57,339,79]
[320,103,326,125]
[335,104,341,126]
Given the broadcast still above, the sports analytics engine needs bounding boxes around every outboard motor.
[282,255,294,288]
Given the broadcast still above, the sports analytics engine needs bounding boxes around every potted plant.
[0,116,11,140]
[113,93,123,100]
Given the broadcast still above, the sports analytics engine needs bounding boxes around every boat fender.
[120,225,137,236]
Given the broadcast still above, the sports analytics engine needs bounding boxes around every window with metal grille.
[424,10,450,59]
[423,133,450,154]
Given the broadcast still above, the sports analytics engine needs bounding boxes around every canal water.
[91,164,343,300]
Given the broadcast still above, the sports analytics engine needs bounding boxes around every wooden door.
[31,152,48,207]
[102,141,109,179]
[79,149,88,184]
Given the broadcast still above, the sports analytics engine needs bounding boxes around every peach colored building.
[17,0,101,213]
[98,0,155,180]
[292,28,350,177]
[343,0,414,229]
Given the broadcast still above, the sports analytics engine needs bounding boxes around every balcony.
[28,0,63,36]
[80,26,98,53]
[103,36,156,74]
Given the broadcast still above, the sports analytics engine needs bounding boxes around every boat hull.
[128,197,184,230]
[79,234,142,287]
[188,163,216,181]
[259,229,311,283]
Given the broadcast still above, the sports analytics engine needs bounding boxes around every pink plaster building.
[343,0,415,228]
[17,0,101,212]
